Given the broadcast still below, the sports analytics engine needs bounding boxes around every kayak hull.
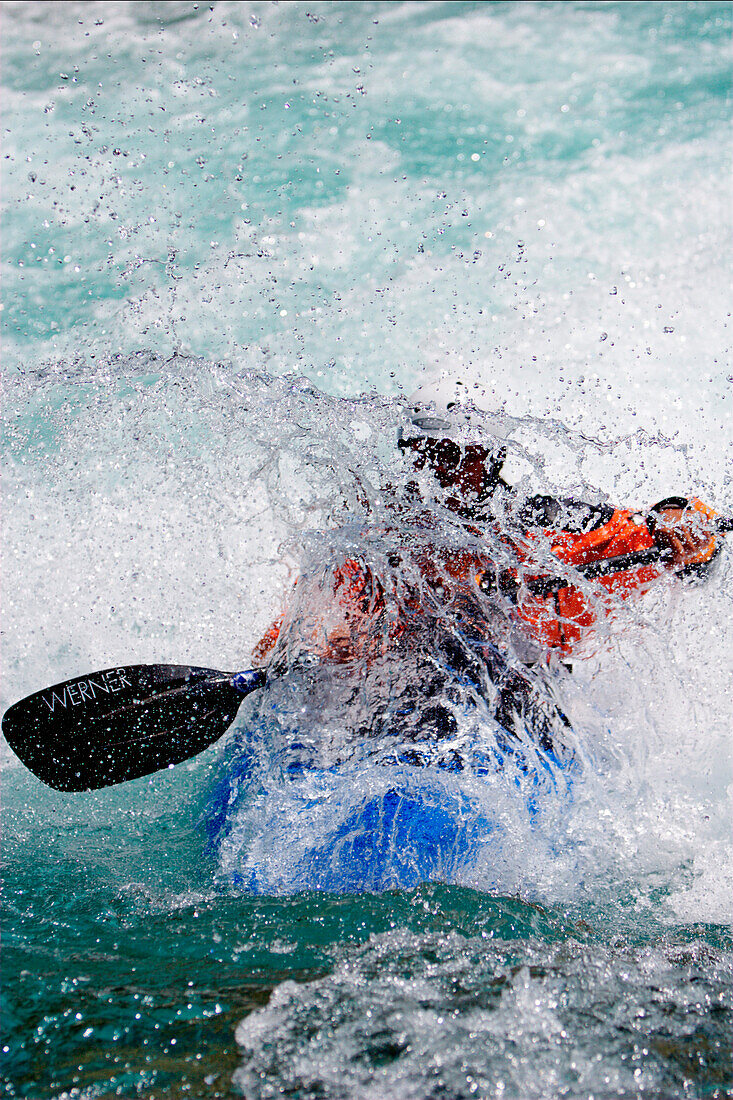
[206,708,574,895]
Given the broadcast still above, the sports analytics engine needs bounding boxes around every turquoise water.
[2,3,732,1098]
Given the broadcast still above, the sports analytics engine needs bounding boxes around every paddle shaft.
[3,515,729,792]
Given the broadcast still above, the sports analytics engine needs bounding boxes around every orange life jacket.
[252,499,717,665]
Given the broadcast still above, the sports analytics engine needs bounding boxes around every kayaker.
[251,400,724,757]
[255,404,722,661]
[394,404,722,650]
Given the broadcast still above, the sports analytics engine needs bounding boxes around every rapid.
[2,3,731,1098]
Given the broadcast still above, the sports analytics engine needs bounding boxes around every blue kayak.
[204,657,576,895]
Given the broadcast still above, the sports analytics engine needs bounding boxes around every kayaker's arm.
[251,559,387,668]
[251,614,283,666]
[516,494,723,580]
[647,497,723,576]
[506,495,726,656]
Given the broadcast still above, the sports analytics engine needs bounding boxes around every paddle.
[1,665,266,792]
[4,517,730,794]
[0,550,677,793]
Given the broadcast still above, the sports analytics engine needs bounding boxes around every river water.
[2,3,731,1098]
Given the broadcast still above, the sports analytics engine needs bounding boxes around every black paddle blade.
[1,664,264,792]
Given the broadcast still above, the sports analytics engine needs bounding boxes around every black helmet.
[398,403,507,502]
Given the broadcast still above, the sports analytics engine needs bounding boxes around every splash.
[2,358,731,912]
